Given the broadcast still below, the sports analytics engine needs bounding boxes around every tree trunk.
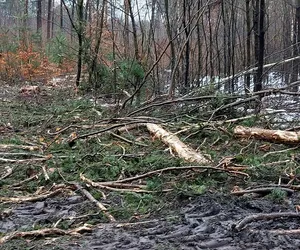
[37,0,42,33]
[128,0,142,104]
[291,7,300,92]
[234,126,300,144]
[22,0,28,47]
[253,0,259,91]
[254,0,265,93]
[165,0,176,98]
[124,0,130,56]
[60,0,63,30]
[47,0,52,40]
[183,0,191,94]
[88,0,107,87]
[244,0,251,94]
[76,0,85,87]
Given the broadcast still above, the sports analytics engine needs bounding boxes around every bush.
[46,33,75,65]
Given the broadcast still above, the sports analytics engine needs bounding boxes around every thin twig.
[263,146,299,158]
[0,157,50,163]
[110,132,148,147]
[0,188,66,203]
[11,174,40,187]
[231,187,294,196]
[80,174,160,193]
[100,165,248,184]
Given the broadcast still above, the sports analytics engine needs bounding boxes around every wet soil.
[2,193,300,249]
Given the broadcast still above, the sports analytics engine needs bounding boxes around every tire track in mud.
[2,194,300,249]
[60,194,300,249]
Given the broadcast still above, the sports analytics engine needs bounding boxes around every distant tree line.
[0,0,299,103]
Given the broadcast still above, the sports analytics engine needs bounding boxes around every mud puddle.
[2,193,300,249]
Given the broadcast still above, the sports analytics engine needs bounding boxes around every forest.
[1,0,300,249]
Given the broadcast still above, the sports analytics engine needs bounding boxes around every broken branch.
[233,212,300,231]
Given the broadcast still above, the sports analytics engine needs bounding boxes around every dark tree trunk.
[60,0,63,30]
[128,0,141,104]
[76,0,84,87]
[47,0,52,39]
[128,0,139,61]
[22,0,28,47]
[245,0,251,94]
[183,0,191,93]
[253,0,259,90]
[291,7,300,92]
[255,0,265,93]
[124,0,130,56]
[71,0,75,42]
[37,0,42,33]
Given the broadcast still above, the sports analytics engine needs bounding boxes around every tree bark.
[37,0,42,33]
[245,0,251,94]
[22,0,28,47]
[60,0,63,30]
[291,7,300,92]
[254,0,265,93]
[124,0,130,56]
[76,0,85,87]
[47,0,52,40]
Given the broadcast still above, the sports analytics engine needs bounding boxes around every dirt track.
[2,193,300,249]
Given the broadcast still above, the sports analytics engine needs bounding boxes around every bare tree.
[37,0,42,33]
[47,0,52,40]
[253,0,266,93]
[290,2,300,91]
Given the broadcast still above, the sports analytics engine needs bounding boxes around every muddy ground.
[2,193,300,249]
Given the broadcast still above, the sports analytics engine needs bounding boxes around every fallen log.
[146,123,210,164]
[234,126,300,144]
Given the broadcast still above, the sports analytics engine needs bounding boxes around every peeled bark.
[234,126,300,144]
[146,123,210,164]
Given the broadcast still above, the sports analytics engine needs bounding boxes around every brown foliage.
[0,46,73,82]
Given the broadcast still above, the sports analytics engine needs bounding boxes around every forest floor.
[1,77,300,249]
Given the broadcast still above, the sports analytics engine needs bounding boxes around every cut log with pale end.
[234,125,300,144]
[146,123,210,164]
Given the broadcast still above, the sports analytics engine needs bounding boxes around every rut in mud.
[2,193,300,249]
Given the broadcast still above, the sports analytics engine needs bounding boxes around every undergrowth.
[0,82,298,233]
